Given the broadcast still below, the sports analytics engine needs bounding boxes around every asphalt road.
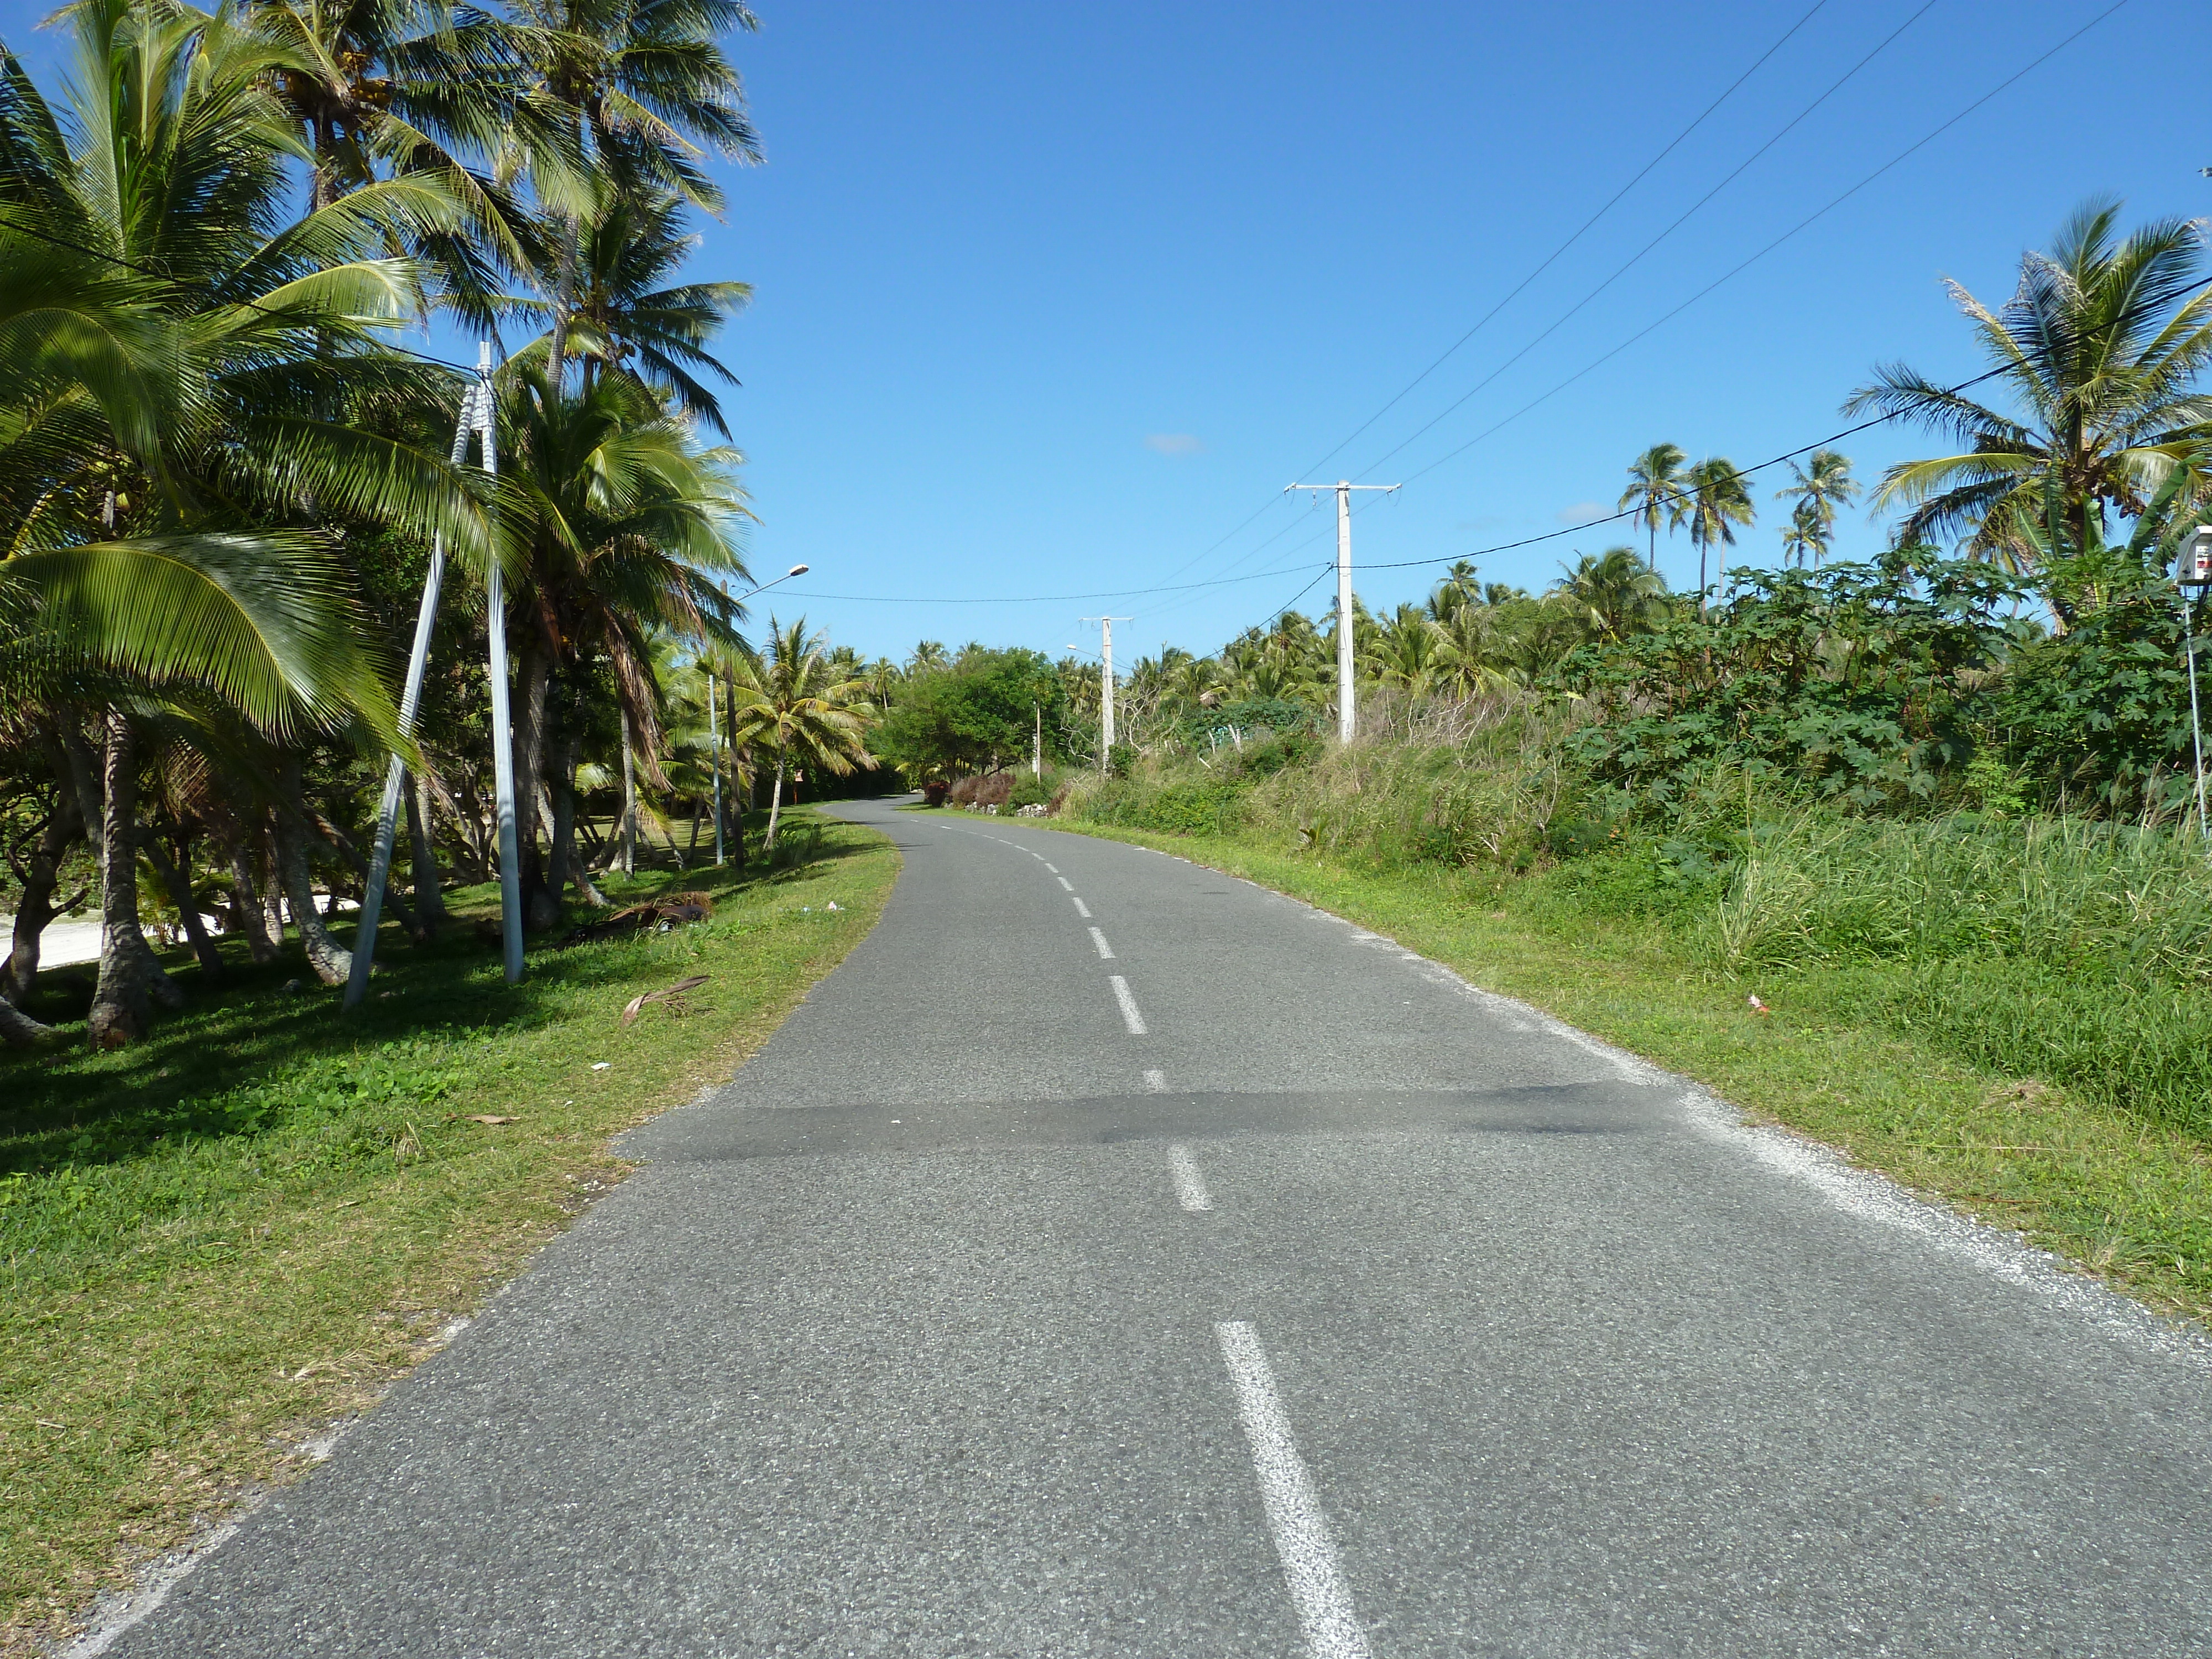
[105,799,2212,1657]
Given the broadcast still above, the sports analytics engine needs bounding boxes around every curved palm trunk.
[275,812,352,985]
[87,713,182,1047]
[763,754,787,851]
[144,830,223,983]
[0,983,51,1047]
[226,837,284,965]
[4,778,83,1004]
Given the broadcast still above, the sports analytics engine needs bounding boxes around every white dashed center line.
[1216,1322,1373,1659]
[1109,975,1148,1035]
[1167,1145,1212,1211]
[1042,863,1058,873]
[1144,1068,1167,1093]
[1072,897,1092,918]
[1056,876,1073,891]
[1089,927,1115,959]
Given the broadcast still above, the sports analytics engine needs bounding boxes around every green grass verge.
[1053,816,2212,1330]
[1,812,898,1652]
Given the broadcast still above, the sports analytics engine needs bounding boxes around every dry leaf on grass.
[619,974,711,1026]
[467,1114,519,1125]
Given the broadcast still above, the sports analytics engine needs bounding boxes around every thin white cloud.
[1145,434,1205,456]
[1556,501,1605,524]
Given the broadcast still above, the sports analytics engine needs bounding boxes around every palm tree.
[255,0,528,322]
[510,189,750,431]
[493,371,751,924]
[1373,604,1447,695]
[1619,442,1689,573]
[1773,450,1858,568]
[504,0,762,396]
[1427,559,1483,622]
[1845,200,2212,611]
[0,9,478,1040]
[1682,457,1755,616]
[1555,547,1669,638]
[906,640,950,676]
[727,616,874,851]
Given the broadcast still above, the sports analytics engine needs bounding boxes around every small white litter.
[591,1062,611,1071]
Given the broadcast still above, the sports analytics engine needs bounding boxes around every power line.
[1297,0,1840,485]
[779,560,1331,606]
[1384,0,2137,498]
[1145,0,1837,593]
[1352,0,1943,478]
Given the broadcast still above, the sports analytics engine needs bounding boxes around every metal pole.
[479,345,524,983]
[343,384,478,1009]
[709,670,724,864]
[2188,592,2209,839]
[1334,481,1354,744]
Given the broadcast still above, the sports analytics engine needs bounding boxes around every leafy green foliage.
[1567,551,2027,810]
[873,648,1063,779]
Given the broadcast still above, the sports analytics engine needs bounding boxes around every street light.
[2177,527,2212,838]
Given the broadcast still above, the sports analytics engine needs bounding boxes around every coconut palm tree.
[0,8,481,1040]
[1554,546,1669,639]
[504,0,761,395]
[254,0,528,324]
[1682,457,1755,617]
[726,615,874,851]
[1773,450,1858,568]
[509,188,750,432]
[1845,199,2212,611]
[491,369,751,925]
[1619,442,1689,573]
[906,640,950,676]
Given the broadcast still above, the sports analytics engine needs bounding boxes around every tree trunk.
[227,836,283,965]
[0,991,51,1048]
[87,713,182,1047]
[545,780,571,898]
[4,777,81,1004]
[275,811,352,985]
[687,799,702,860]
[764,757,787,851]
[511,636,561,930]
[618,707,637,877]
[406,774,446,927]
[274,763,351,985]
[143,831,223,983]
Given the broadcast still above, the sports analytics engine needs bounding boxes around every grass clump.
[1,811,898,1652]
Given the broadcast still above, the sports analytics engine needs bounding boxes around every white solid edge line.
[1215,1323,1373,1659]
[1144,1067,1167,1093]
[1089,926,1115,959]
[1109,974,1148,1034]
[1072,896,1092,918]
[1167,1144,1213,1211]
[1057,875,1074,891]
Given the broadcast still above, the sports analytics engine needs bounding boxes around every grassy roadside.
[1,811,898,1653]
[1047,815,2212,1329]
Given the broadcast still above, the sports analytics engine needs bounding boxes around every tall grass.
[1065,717,2212,1134]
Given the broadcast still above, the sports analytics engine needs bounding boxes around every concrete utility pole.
[1032,702,1042,778]
[1080,617,1131,770]
[1286,480,1399,743]
[481,345,524,983]
[345,368,487,1009]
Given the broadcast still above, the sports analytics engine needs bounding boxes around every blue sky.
[9,0,2204,666]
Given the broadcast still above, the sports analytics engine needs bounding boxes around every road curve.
[107,799,2212,1656]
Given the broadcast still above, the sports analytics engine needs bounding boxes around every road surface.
[104,800,2212,1656]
